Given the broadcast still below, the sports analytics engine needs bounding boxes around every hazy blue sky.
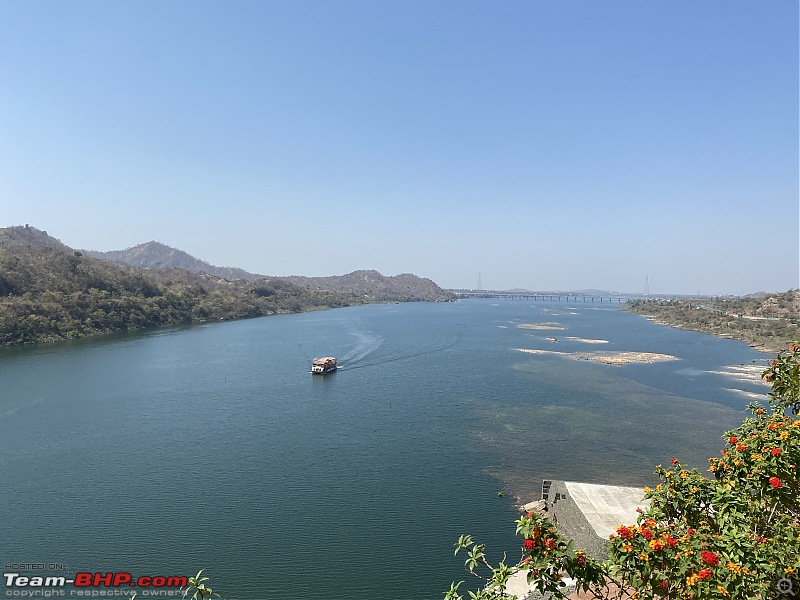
[1,1,797,294]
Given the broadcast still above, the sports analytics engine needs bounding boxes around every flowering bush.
[447,345,800,599]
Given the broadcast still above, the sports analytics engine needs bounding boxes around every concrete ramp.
[546,480,650,561]
[564,481,650,539]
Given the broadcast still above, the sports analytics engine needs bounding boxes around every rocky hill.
[84,241,264,281]
[86,242,452,301]
[0,224,71,251]
[281,269,452,302]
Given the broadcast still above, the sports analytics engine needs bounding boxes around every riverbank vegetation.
[626,291,800,354]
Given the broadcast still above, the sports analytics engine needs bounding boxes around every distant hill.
[0,225,453,345]
[0,224,71,251]
[84,241,265,281]
[85,243,452,301]
[0,226,356,345]
[281,270,452,302]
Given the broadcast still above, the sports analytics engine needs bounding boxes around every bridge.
[452,292,631,303]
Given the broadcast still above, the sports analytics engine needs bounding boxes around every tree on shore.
[447,344,800,600]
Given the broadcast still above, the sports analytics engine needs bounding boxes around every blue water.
[0,300,770,599]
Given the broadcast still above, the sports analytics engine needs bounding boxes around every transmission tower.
[645,274,650,297]
[477,273,482,291]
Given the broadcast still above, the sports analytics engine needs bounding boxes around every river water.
[0,299,770,599]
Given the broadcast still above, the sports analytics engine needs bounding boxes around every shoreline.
[625,297,799,355]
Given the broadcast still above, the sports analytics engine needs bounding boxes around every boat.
[311,357,337,374]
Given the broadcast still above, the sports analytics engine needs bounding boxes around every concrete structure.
[545,480,650,561]
[499,481,649,599]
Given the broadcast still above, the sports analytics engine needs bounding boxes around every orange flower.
[726,561,742,574]
[649,538,666,551]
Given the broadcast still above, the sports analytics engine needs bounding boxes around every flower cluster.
[607,397,800,598]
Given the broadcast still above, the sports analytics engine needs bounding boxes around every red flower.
[666,536,677,548]
[728,437,738,444]
[770,476,782,489]
[701,550,720,566]
[764,375,772,382]
[543,538,557,550]
[790,343,799,352]
[659,580,669,590]
[736,443,746,451]
[756,408,766,415]
[772,448,781,457]
[616,525,634,540]
[523,538,535,549]
[671,457,679,464]
[578,555,586,565]
[641,528,654,540]
[697,568,713,581]
[687,528,696,536]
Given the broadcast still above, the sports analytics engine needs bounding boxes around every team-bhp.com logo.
[5,572,187,593]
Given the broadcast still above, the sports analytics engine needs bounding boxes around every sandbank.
[724,387,768,399]
[708,364,770,385]
[516,348,678,365]
[563,337,609,344]
[517,322,565,331]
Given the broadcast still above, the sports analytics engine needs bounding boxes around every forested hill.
[85,241,453,302]
[626,291,800,354]
[0,226,452,346]
[84,241,264,282]
[281,270,451,302]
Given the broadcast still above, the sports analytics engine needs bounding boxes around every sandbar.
[724,387,768,399]
[563,337,609,344]
[709,364,770,385]
[517,322,565,331]
[517,348,678,365]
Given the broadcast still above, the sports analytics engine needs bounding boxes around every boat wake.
[340,325,464,371]
[339,331,384,366]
